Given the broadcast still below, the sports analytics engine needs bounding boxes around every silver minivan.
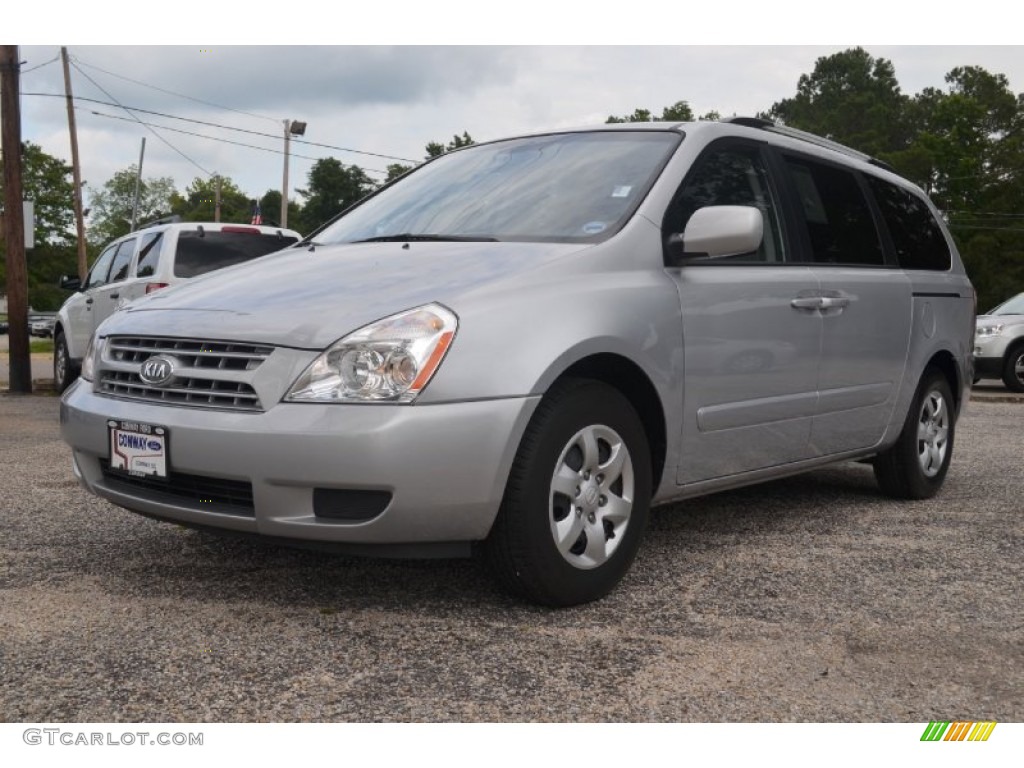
[60,119,975,606]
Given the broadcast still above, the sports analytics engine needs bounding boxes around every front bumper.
[60,380,539,550]
[973,334,1012,378]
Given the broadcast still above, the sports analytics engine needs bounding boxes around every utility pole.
[61,47,88,280]
[130,137,145,231]
[281,120,290,228]
[1,45,31,393]
[214,174,221,222]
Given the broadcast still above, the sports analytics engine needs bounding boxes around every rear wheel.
[53,330,79,393]
[873,368,955,499]
[1001,345,1024,392]
[485,379,652,607]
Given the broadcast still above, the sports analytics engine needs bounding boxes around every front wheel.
[1001,345,1024,392]
[873,368,955,499]
[485,379,652,607]
[53,330,80,393]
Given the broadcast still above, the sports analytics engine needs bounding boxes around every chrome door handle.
[818,297,849,309]
[790,297,822,310]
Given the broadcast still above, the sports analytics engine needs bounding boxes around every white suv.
[974,292,1024,391]
[54,220,300,391]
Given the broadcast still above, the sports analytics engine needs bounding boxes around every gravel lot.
[0,393,1020,722]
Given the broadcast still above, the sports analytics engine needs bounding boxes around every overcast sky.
[12,39,1024,227]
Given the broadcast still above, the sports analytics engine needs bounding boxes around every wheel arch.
[924,349,963,414]
[548,352,668,494]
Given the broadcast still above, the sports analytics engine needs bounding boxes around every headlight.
[285,304,457,403]
[975,324,1004,338]
[80,335,104,382]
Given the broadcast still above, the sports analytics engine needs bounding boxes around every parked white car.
[54,219,300,391]
[974,292,1024,391]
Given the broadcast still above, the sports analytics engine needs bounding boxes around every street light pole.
[281,119,306,229]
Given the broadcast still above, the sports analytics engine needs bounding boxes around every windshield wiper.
[351,233,499,243]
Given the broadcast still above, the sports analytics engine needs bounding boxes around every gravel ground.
[0,393,1020,722]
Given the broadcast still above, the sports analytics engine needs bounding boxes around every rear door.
[664,140,823,483]
[776,153,912,455]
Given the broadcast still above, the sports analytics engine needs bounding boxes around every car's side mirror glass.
[665,205,764,267]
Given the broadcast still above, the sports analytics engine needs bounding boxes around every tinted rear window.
[173,231,298,278]
[866,176,952,271]
[784,157,885,266]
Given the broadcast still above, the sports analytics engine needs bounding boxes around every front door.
[663,141,823,483]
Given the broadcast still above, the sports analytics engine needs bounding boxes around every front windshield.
[314,131,681,244]
[990,294,1024,315]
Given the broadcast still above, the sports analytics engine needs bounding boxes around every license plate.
[108,420,168,478]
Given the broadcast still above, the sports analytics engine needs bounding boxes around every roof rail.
[722,116,897,175]
[136,214,182,230]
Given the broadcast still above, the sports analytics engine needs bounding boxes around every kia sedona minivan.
[60,119,974,606]
[54,219,301,392]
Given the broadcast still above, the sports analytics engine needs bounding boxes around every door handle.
[85,297,93,305]
[790,296,852,311]
[790,297,823,310]
[818,297,849,309]
[109,293,119,300]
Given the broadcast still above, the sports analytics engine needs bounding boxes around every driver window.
[665,144,785,262]
[84,245,118,290]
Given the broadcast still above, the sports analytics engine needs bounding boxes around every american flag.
[251,201,262,225]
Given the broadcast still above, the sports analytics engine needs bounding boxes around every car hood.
[105,240,590,348]
[977,313,1024,326]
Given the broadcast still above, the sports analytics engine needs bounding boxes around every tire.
[873,368,955,500]
[485,378,652,607]
[1001,345,1024,392]
[53,330,80,393]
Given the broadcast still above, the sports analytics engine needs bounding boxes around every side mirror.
[665,205,764,267]
[59,274,82,291]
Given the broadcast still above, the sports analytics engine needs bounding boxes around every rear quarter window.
[866,176,952,271]
[173,231,298,278]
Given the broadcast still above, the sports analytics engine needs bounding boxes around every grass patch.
[30,339,54,354]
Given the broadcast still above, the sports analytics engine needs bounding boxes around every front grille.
[98,370,262,410]
[97,335,272,411]
[106,336,273,371]
[100,459,255,516]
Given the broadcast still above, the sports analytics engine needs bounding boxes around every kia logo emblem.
[139,355,178,387]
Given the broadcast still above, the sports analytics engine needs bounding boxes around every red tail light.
[145,282,170,294]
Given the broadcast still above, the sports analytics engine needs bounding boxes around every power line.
[71,53,280,125]
[947,224,1024,233]
[21,53,60,75]
[68,63,213,177]
[85,108,387,176]
[946,211,1024,218]
[22,91,418,164]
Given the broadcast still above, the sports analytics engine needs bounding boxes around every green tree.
[295,158,374,234]
[169,175,252,223]
[769,47,910,159]
[425,131,474,159]
[908,67,1024,310]
[255,189,300,228]
[0,143,79,310]
[606,101,695,123]
[385,163,413,183]
[87,165,176,245]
